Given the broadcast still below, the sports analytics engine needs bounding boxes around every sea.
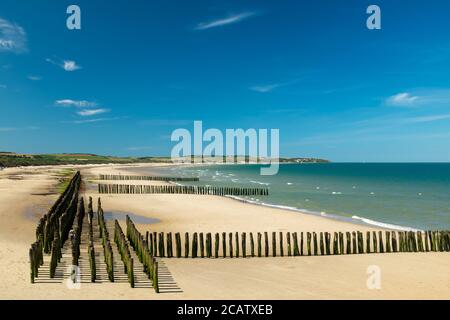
[134,163,450,231]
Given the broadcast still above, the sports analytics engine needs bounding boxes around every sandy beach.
[0,164,449,299]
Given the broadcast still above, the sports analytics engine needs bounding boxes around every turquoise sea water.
[136,163,450,231]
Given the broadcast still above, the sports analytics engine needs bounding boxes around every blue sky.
[1,0,450,162]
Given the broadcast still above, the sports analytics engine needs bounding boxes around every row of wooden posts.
[30,171,81,283]
[114,220,135,288]
[99,174,199,182]
[71,197,85,267]
[141,230,450,258]
[97,200,115,282]
[126,215,159,293]
[98,183,269,196]
[87,197,96,283]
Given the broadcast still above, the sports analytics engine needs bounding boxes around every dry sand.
[0,164,449,299]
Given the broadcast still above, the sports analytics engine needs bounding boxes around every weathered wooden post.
[200,233,205,258]
[357,231,363,254]
[391,232,397,252]
[339,232,344,255]
[424,231,430,252]
[229,232,233,258]
[206,233,212,258]
[320,232,325,255]
[175,233,182,258]
[333,232,339,255]
[366,231,371,253]
[313,232,318,256]
[272,232,277,257]
[221,232,225,258]
[378,231,384,253]
[325,232,331,255]
[300,232,304,256]
[417,231,424,252]
[279,232,284,257]
[258,232,262,257]
[242,233,247,258]
[250,233,255,257]
[235,232,240,258]
[385,231,391,253]
[184,232,189,258]
[369,231,375,253]
[346,232,351,254]
[158,232,165,257]
[264,232,269,257]
[287,232,292,257]
[293,232,300,256]
[352,231,357,254]
[192,233,198,258]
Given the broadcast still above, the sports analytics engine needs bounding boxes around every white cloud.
[46,58,81,72]
[195,12,257,30]
[0,18,27,53]
[77,108,110,116]
[386,92,420,107]
[249,83,283,93]
[63,60,81,71]
[27,75,42,81]
[55,99,98,108]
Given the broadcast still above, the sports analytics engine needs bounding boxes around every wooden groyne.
[98,183,269,196]
[99,174,199,182]
[29,171,81,283]
[140,230,450,259]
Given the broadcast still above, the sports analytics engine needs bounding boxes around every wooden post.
[325,232,331,255]
[392,232,398,253]
[378,231,384,253]
[192,233,198,258]
[184,232,189,258]
[286,232,291,257]
[417,231,424,252]
[313,232,318,256]
[320,232,325,255]
[339,232,344,255]
[258,232,262,257]
[200,233,205,258]
[264,232,269,257]
[366,231,371,253]
[272,232,277,257]
[250,233,255,257]
[293,232,299,256]
[346,232,351,254]
[229,233,233,258]
[279,232,284,257]
[372,231,378,253]
[333,232,339,255]
[242,233,247,258]
[352,231,357,254]
[221,232,226,258]
[300,232,304,256]
[385,231,391,253]
[176,232,181,258]
[206,233,212,258]
[235,232,240,258]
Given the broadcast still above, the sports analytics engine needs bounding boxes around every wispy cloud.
[46,58,82,72]
[403,114,450,124]
[27,75,42,81]
[386,89,450,107]
[249,79,300,93]
[0,17,27,53]
[55,99,98,108]
[77,108,110,116]
[386,92,420,107]
[195,12,257,30]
